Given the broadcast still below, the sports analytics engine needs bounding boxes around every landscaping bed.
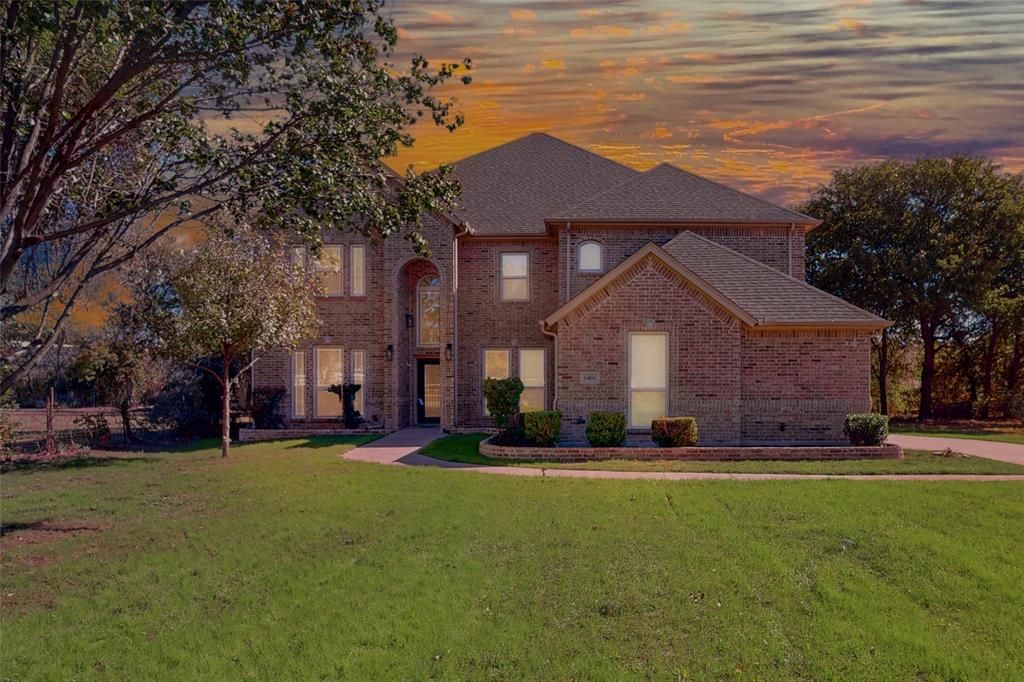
[480,436,903,461]
[422,434,1024,475]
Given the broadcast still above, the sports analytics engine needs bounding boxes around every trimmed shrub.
[483,377,524,438]
[651,416,698,447]
[586,411,626,447]
[251,387,287,429]
[844,413,889,446]
[524,410,562,446]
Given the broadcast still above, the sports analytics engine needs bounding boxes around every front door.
[416,359,441,424]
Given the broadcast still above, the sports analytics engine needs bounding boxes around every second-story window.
[578,241,603,272]
[418,275,441,346]
[500,253,529,301]
[350,245,366,296]
[316,245,343,296]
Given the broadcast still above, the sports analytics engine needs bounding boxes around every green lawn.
[3,437,1024,679]
[890,422,1024,446]
[421,433,1024,475]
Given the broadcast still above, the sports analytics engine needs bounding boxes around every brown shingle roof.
[450,133,638,235]
[447,134,817,234]
[544,235,888,329]
[553,163,816,225]
[659,232,886,327]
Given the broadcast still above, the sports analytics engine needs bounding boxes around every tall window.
[350,245,366,296]
[315,346,344,417]
[578,241,602,272]
[500,253,529,301]
[291,246,307,270]
[417,275,441,346]
[316,245,343,296]
[483,348,510,414]
[519,348,546,412]
[629,333,668,428]
[351,350,366,415]
[292,351,306,418]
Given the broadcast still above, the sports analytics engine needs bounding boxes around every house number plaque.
[580,371,600,385]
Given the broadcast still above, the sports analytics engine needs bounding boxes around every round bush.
[844,413,889,446]
[586,411,626,447]
[651,416,698,447]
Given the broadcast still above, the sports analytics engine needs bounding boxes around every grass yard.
[890,420,1024,446]
[3,436,1024,679]
[421,433,1024,475]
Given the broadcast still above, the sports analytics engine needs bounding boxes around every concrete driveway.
[887,434,1024,466]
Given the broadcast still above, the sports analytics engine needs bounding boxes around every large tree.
[134,223,319,457]
[0,0,470,393]
[803,157,1024,419]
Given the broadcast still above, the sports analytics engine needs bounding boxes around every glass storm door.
[417,359,441,424]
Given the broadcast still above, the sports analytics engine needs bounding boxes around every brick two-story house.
[253,133,888,444]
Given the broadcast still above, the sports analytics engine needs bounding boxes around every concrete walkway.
[888,434,1024,465]
[341,428,1024,482]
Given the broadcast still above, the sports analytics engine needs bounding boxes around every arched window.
[417,275,441,346]
[578,241,603,272]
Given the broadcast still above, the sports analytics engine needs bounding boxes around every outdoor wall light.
[385,344,394,361]
[444,343,453,361]
[405,313,414,328]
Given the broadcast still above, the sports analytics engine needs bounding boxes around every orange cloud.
[722,104,884,144]
[645,126,673,139]
[666,75,724,84]
[422,10,456,25]
[831,18,868,36]
[540,59,566,71]
[615,92,646,102]
[648,22,691,34]
[509,8,537,21]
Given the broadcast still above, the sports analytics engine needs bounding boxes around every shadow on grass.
[283,435,379,450]
[0,519,98,537]
[0,455,153,474]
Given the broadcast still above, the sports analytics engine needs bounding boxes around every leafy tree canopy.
[1,0,470,392]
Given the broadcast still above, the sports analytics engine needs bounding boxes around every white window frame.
[314,345,345,418]
[351,349,366,416]
[577,241,603,273]
[518,348,546,412]
[316,245,343,297]
[291,350,306,419]
[350,245,366,297]
[499,252,529,302]
[417,275,441,347]
[628,332,669,430]
[482,347,511,414]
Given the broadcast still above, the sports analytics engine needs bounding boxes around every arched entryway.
[394,258,446,428]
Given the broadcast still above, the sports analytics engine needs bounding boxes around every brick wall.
[454,238,559,428]
[740,328,871,442]
[554,255,742,443]
[252,214,456,431]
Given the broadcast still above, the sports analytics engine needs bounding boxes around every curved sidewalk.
[342,429,1024,482]
[887,434,1024,465]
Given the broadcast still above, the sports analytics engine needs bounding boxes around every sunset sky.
[386,0,1024,205]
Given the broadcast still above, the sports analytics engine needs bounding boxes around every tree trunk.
[1006,329,1023,418]
[919,318,936,420]
[877,328,889,416]
[120,400,133,443]
[221,356,231,458]
[980,317,1000,419]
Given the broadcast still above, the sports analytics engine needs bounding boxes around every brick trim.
[479,438,903,462]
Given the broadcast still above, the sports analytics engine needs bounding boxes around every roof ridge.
[670,231,887,322]
[552,165,655,217]
[450,132,640,176]
[652,163,816,223]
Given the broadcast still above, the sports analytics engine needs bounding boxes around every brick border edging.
[479,438,903,462]
[240,428,386,442]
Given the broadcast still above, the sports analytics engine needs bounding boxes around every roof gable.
[450,133,638,235]
[544,234,889,330]
[551,163,816,225]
